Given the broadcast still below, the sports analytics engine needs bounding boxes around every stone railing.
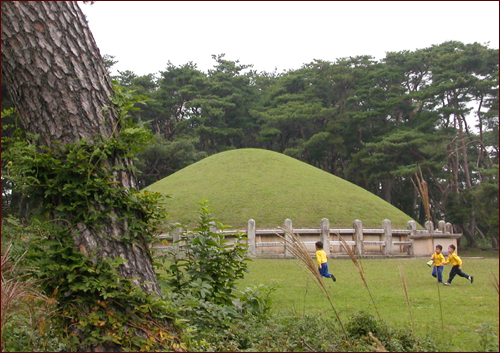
[152,218,462,258]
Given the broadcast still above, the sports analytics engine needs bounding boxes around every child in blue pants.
[315,241,336,282]
[430,245,445,283]
[443,244,473,285]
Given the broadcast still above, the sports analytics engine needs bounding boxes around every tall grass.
[276,226,350,346]
[336,233,381,320]
[398,261,416,341]
[435,274,444,330]
[1,243,57,350]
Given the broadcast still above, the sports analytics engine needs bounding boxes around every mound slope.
[146,149,418,229]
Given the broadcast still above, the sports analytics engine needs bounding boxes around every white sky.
[80,1,499,77]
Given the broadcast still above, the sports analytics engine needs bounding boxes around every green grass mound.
[146,148,419,229]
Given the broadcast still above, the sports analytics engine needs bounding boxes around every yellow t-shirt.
[444,252,463,266]
[431,252,445,266]
[316,249,328,266]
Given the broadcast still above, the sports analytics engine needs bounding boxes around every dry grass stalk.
[277,227,324,291]
[398,261,416,342]
[412,165,431,223]
[1,243,58,339]
[368,332,388,352]
[336,233,381,320]
[435,275,444,330]
[276,226,350,346]
[490,271,499,294]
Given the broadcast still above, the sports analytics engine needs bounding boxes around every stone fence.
[152,218,462,258]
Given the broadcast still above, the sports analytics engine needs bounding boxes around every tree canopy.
[96,42,498,247]
[2,36,498,247]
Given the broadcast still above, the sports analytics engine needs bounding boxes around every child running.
[430,245,445,283]
[315,241,336,282]
[443,244,473,286]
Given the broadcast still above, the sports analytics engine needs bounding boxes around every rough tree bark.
[1,1,162,297]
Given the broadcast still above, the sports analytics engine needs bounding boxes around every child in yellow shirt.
[443,244,473,286]
[430,245,445,283]
[315,241,336,282]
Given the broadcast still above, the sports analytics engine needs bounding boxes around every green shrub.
[160,286,276,351]
[204,313,346,352]
[185,311,441,352]
[2,215,186,352]
[345,311,438,352]
[233,284,275,317]
[156,203,275,349]
[346,311,381,339]
[163,200,250,305]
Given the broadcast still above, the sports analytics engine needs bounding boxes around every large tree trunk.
[1,1,161,297]
[381,175,392,203]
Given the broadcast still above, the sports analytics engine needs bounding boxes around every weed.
[491,271,499,294]
[476,323,499,352]
[1,243,59,351]
[398,260,416,342]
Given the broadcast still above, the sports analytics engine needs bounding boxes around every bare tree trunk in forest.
[457,224,478,248]
[382,176,392,203]
[449,141,460,194]
[1,1,161,297]
[455,112,472,189]
[491,235,499,249]
[455,111,478,245]
[475,223,487,240]
[476,97,486,171]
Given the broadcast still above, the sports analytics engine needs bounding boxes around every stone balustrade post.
[320,218,330,257]
[172,223,181,252]
[425,221,434,234]
[438,220,446,233]
[382,219,392,255]
[425,221,435,254]
[170,223,184,257]
[284,218,293,258]
[353,219,364,256]
[406,220,416,256]
[445,222,453,234]
[247,219,256,257]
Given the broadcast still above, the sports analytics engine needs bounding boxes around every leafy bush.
[233,284,275,317]
[2,215,186,352]
[154,202,277,350]
[346,311,381,339]
[191,313,347,352]
[247,314,346,352]
[346,311,438,352]
[170,309,441,352]
[163,200,250,305]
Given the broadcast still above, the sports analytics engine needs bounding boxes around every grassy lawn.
[236,256,499,352]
